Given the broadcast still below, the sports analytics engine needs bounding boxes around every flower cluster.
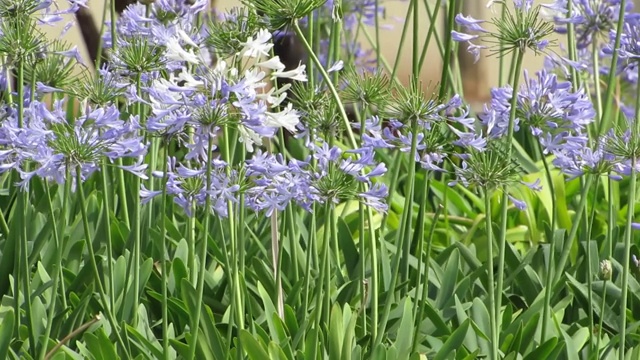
[545,0,632,50]
[454,0,554,62]
[0,100,147,189]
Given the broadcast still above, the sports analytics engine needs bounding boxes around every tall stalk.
[375,120,419,347]
[539,142,558,342]
[159,142,170,360]
[76,168,130,357]
[484,189,498,360]
[619,67,640,360]
[495,49,524,339]
[187,134,215,360]
[37,182,63,360]
[15,56,36,356]
[597,0,627,137]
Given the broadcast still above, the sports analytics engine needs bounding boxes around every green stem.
[315,202,333,330]
[130,75,143,326]
[390,1,413,82]
[554,174,595,284]
[565,0,580,90]
[484,189,498,360]
[187,134,214,360]
[607,176,615,259]
[110,0,117,54]
[188,205,196,281]
[37,183,63,360]
[498,3,507,85]
[597,0,627,138]
[540,143,558,343]
[76,168,129,357]
[595,278,608,359]
[93,0,109,71]
[116,159,130,227]
[399,132,419,296]
[585,176,600,357]
[495,49,524,341]
[411,0,419,79]
[417,0,442,73]
[619,66,640,360]
[292,21,357,149]
[591,40,603,135]
[620,162,635,359]
[375,120,419,347]
[374,0,380,69]
[159,142,170,360]
[411,174,436,353]
[222,125,244,339]
[100,159,116,317]
[16,57,36,357]
[438,0,457,99]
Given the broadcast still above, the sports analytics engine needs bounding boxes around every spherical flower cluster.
[0,100,147,190]
[545,0,633,50]
[454,0,554,63]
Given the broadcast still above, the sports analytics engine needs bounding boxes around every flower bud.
[600,259,612,281]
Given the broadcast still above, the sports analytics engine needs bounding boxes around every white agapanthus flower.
[165,37,200,64]
[265,103,300,133]
[273,64,307,82]
[239,29,274,58]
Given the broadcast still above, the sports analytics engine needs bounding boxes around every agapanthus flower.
[517,69,595,141]
[244,151,318,214]
[454,0,554,62]
[551,135,616,179]
[145,48,305,153]
[309,139,389,212]
[601,116,640,176]
[143,157,239,217]
[449,139,531,210]
[545,0,632,50]
[0,100,147,190]
[604,15,640,73]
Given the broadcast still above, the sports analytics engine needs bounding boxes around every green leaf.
[84,328,119,360]
[523,337,560,360]
[240,330,270,360]
[436,248,459,310]
[329,304,344,360]
[433,319,470,360]
[0,308,14,360]
[257,282,287,343]
[395,298,414,360]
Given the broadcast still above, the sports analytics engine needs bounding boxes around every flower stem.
[16,56,36,357]
[188,135,214,360]
[37,182,63,360]
[495,49,524,345]
[411,0,419,79]
[554,174,595,283]
[598,0,627,138]
[292,21,357,149]
[540,142,558,343]
[595,278,608,358]
[620,161,636,359]
[619,66,640,360]
[100,159,116,317]
[484,189,498,360]
[76,168,129,357]
[159,143,170,360]
[375,120,419,347]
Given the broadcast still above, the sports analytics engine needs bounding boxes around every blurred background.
[54,0,568,105]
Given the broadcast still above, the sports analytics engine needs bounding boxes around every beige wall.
[53,0,554,102]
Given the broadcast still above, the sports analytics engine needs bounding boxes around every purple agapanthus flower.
[144,156,239,217]
[0,100,147,190]
[546,0,633,50]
